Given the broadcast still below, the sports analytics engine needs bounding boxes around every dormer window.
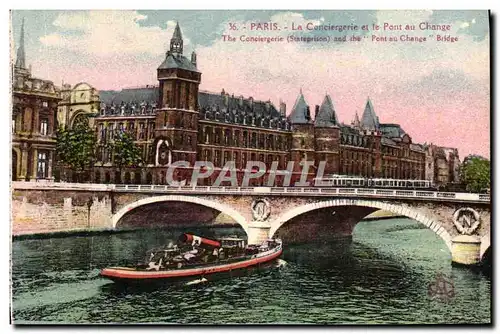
[42,101,48,108]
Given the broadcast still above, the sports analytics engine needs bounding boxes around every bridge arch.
[269,199,453,251]
[112,195,249,234]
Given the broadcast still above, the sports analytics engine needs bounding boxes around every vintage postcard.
[10,9,491,325]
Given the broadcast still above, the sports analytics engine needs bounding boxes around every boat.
[100,233,283,285]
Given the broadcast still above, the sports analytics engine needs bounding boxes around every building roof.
[380,123,406,138]
[288,91,311,124]
[157,52,199,72]
[98,87,289,129]
[360,98,379,130]
[314,94,339,127]
[410,143,425,152]
[381,137,398,146]
[100,86,159,105]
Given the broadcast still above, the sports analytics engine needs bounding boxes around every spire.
[315,94,339,127]
[360,97,379,130]
[15,17,26,69]
[352,111,361,128]
[170,21,183,54]
[289,91,311,124]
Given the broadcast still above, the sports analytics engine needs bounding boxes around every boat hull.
[100,245,282,285]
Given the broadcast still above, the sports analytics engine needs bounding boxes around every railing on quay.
[11,181,490,203]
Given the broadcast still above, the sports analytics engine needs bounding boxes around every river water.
[11,218,491,324]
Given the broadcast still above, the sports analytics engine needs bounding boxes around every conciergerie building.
[12,21,460,186]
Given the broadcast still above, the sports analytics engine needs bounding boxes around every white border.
[2,1,497,332]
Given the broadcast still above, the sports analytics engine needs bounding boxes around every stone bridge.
[11,182,491,267]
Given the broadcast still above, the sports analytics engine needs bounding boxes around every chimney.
[239,95,243,107]
[249,96,254,109]
[265,100,270,111]
[306,106,311,121]
[279,100,286,116]
[191,51,197,66]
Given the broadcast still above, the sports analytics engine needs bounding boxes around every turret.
[314,94,340,175]
[289,91,315,177]
[155,22,201,167]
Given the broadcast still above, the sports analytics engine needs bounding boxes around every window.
[215,150,221,166]
[40,119,48,135]
[37,151,48,179]
[139,123,145,140]
[243,131,248,147]
[99,124,106,142]
[187,135,192,146]
[108,124,114,140]
[42,101,48,108]
[242,153,247,168]
[148,123,155,139]
[234,130,240,146]
[12,118,16,134]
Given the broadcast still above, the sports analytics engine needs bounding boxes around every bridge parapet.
[11,182,490,204]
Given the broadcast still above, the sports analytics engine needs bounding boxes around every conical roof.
[172,22,182,40]
[360,98,379,130]
[314,94,339,127]
[289,91,310,124]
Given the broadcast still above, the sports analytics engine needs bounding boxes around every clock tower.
[155,22,201,167]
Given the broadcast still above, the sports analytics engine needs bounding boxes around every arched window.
[124,172,131,184]
[72,113,88,129]
[134,172,141,184]
[94,170,101,184]
[114,171,121,184]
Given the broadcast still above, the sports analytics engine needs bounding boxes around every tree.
[459,155,490,193]
[55,118,96,182]
[107,129,143,180]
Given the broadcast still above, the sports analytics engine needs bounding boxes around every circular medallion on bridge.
[453,208,481,235]
[251,199,271,222]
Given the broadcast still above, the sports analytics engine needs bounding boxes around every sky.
[10,9,490,159]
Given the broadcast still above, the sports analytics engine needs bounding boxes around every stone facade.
[424,144,461,187]
[11,19,61,181]
[57,82,100,129]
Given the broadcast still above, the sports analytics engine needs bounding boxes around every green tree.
[107,129,143,180]
[459,155,490,193]
[55,119,96,182]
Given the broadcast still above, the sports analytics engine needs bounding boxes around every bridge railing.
[109,184,489,202]
[11,182,490,203]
